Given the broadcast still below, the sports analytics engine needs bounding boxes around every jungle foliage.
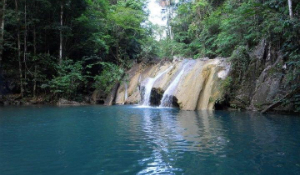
[0,0,155,100]
[157,0,299,111]
[0,0,299,110]
[160,0,299,59]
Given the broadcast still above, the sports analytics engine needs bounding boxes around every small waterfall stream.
[114,58,231,110]
[159,63,188,107]
[124,82,128,101]
[141,66,173,106]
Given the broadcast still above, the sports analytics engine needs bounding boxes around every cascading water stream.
[141,66,173,106]
[124,82,128,101]
[159,63,188,107]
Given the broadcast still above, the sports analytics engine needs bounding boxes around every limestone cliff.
[105,39,297,112]
[112,58,230,110]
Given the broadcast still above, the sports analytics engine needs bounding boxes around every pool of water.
[0,105,299,175]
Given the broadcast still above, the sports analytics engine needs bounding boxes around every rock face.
[91,90,106,104]
[106,40,295,112]
[107,38,295,112]
[229,39,294,111]
[57,98,86,106]
[112,58,230,110]
[102,38,296,112]
[104,82,120,106]
[115,64,143,105]
[173,59,228,110]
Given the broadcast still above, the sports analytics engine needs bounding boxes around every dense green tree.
[0,0,156,100]
[155,0,300,110]
[1,0,299,110]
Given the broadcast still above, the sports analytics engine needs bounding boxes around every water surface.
[0,105,300,175]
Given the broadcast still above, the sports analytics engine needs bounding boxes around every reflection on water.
[136,109,229,174]
[0,106,300,175]
[177,110,228,153]
[137,108,179,174]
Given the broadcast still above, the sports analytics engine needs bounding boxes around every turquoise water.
[0,105,300,175]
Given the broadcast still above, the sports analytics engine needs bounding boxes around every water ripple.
[0,106,299,175]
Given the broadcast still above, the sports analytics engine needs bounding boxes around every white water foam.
[159,63,188,107]
[141,66,173,106]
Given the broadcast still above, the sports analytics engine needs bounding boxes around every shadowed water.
[0,105,300,175]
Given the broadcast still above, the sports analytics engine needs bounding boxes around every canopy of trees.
[157,0,300,111]
[0,0,158,100]
[0,0,299,109]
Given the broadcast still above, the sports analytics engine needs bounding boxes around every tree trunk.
[59,2,63,64]
[15,0,23,97]
[0,0,6,65]
[288,0,293,19]
[33,26,37,97]
[33,0,37,97]
[23,0,27,92]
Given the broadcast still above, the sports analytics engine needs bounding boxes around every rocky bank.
[98,40,298,112]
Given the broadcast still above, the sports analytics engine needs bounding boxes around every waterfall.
[114,58,230,110]
[159,63,188,107]
[141,66,173,106]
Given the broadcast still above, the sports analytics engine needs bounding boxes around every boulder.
[91,90,106,104]
[57,98,82,106]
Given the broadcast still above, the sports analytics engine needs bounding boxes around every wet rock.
[57,98,82,106]
[14,101,21,106]
[126,88,141,104]
[104,82,120,106]
[229,39,293,112]
[150,88,163,106]
[115,85,126,105]
[3,101,9,106]
[91,90,106,104]
[114,58,230,110]
[174,59,230,110]
[115,63,158,104]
